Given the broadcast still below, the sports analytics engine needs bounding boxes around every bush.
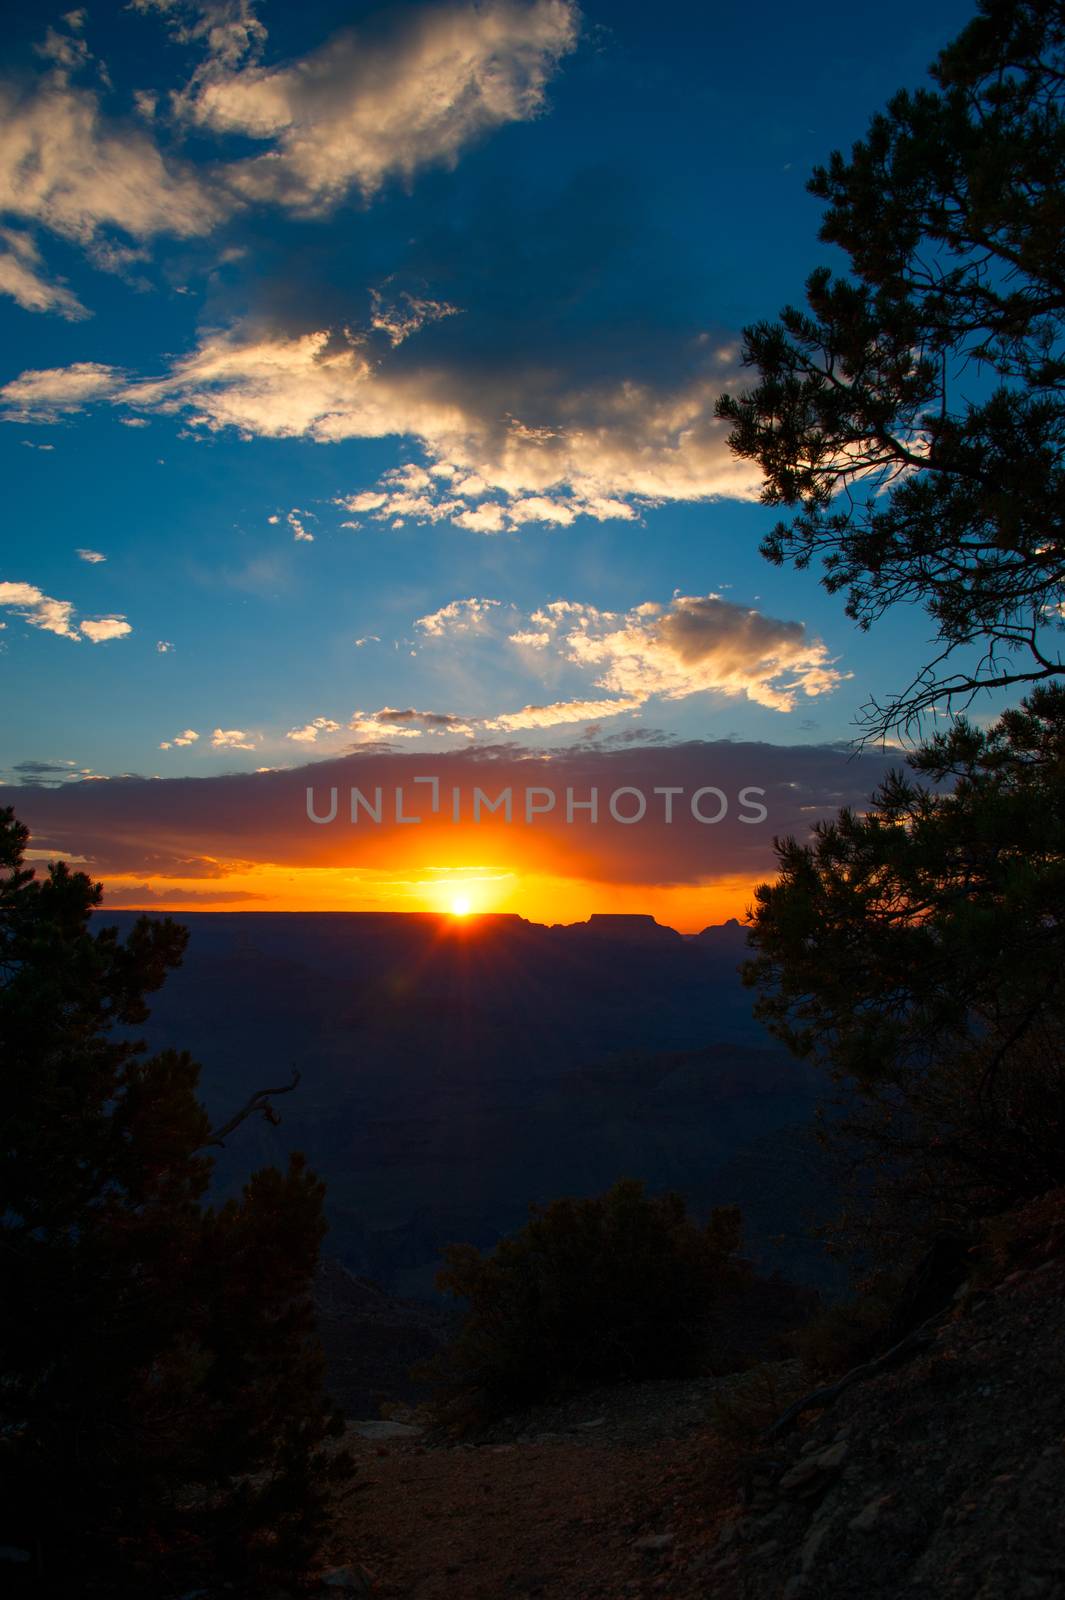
[789,1276,904,1377]
[427,1179,747,1425]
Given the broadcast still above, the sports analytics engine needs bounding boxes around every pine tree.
[0,807,351,1595]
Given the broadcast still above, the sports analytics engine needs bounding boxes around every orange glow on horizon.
[95,861,757,932]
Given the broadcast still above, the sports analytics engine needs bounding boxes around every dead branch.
[200,1067,303,1149]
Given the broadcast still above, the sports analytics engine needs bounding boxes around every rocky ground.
[323,1191,1065,1600]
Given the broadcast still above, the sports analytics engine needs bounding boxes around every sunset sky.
[0,0,976,926]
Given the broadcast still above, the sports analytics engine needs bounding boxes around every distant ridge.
[551,913,682,944]
[95,904,749,943]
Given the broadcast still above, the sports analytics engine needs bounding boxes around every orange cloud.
[5,738,897,926]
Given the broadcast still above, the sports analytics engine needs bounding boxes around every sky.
[0,0,978,926]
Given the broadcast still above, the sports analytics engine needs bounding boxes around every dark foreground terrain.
[323,1190,1065,1600]
[103,911,835,1297]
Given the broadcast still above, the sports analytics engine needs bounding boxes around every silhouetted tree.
[744,686,1065,1234]
[428,1179,747,1425]
[0,808,351,1595]
[716,0,1065,735]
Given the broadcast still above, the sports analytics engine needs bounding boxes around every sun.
[450,895,472,917]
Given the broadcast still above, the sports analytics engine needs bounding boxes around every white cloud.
[415,596,504,638]
[0,361,122,421]
[181,0,579,212]
[484,695,643,730]
[79,615,131,642]
[0,228,87,319]
[407,589,845,719]
[39,315,758,521]
[156,638,174,652]
[369,288,460,347]
[0,580,77,638]
[160,727,199,748]
[34,23,93,74]
[0,74,222,249]
[348,706,476,739]
[287,508,314,542]
[353,634,380,647]
[453,501,507,533]
[211,726,257,749]
[0,2,575,309]
[542,593,845,713]
[286,716,340,743]
[130,1,267,73]
[0,580,132,643]
[76,547,106,562]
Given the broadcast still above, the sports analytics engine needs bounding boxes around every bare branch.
[200,1067,303,1149]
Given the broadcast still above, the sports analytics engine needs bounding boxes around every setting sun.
[450,895,472,917]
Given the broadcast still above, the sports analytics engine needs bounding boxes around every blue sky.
[1,0,978,789]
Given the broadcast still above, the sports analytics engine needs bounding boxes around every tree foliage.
[716,0,1065,734]
[428,1179,746,1425]
[0,808,351,1594]
[743,685,1065,1224]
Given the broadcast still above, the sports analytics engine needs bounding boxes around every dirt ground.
[331,1377,754,1600]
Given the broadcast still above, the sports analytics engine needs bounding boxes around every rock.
[800,1520,830,1573]
[850,1493,892,1532]
[632,1532,675,1553]
[779,1440,849,1496]
[321,1564,374,1594]
[350,1419,423,1440]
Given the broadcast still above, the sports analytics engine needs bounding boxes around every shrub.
[427,1179,747,1425]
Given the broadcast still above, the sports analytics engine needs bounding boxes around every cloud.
[159,728,199,749]
[408,590,844,718]
[286,508,314,542]
[0,738,899,888]
[347,707,476,740]
[101,881,262,907]
[353,635,380,647]
[286,717,340,743]
[25,309,758,521]
[179,0,579,212]
[156,639,175,652]
[0,68,222,251]
[0,0,576,315]
[0,580,77,639]
[7,758,96,787]
[130,0,267,74]
[34,22,93,75]
[211,727,257,749]
[76,548,107,563]
[0,361,122,422]
[415,596,502,636]
[78,615,132,643]
[484,695,643,731]
[533,593,845,713]
[370,288,461,347]
[0,228,87,319]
